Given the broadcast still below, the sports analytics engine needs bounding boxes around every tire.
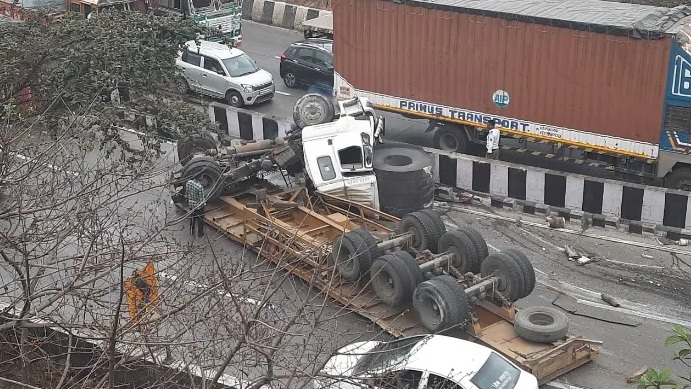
[372,143,433,173]
[352,229,382,260]
[177,134,217,166]
[455,226,489,264]
[370,250,423,306]
[419,209,446,236]
[480,252,525,302]
[398,211,442,253]
[438,230,479,274]
[665,168,691,191]
[283,71,298,89]
[181,156,225,202]
[413,276,467,332]
[435,274,471,328]
[226,90,244,108]
[514,306,569,343]
[293,93,335,129]
[433,126,470,154]
[331,231,374,281]
[502,249,536,298]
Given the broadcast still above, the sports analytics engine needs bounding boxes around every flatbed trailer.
[175,183,600,384]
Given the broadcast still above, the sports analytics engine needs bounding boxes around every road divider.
[430,149,691,239]
[242,0,331,31]
[207,102,290,140]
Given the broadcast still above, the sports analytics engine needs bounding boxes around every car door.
[200,55,228,98]
[313,49,334,87]
[180,51,204,91]
[294,47,321,84]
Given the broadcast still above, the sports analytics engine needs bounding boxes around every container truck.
[332,0,691,190]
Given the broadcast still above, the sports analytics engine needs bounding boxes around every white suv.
[176,40,275,107]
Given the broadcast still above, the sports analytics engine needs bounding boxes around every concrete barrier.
[207,102,291,140]
[429,149,691,239]
[242,0,330,31]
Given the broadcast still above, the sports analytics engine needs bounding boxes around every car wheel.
[225,90,244,108]
[283,71,298,88]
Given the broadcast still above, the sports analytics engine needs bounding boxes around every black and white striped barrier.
[242,0,329,30]
[430,149,691,240]
[207,102,290,141]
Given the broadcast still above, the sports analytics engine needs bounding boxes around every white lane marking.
[545,382,590,389]
[158,271,272,308]
[12,152,80,176]
[275,90,292,96]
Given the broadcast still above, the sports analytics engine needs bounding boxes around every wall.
[207,101,291,140]
[242,0,330,31]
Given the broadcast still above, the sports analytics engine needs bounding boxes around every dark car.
[279,38,333,89]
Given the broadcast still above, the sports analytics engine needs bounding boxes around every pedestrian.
[185,178,205,237]
[485,119,500,160]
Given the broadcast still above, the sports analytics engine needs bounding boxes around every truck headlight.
[242,84,254,93]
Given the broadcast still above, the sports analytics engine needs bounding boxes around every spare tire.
[480,252,525,302]
[514,306,569,343]
[370,250,423,306]
[413,276,468,332]
[178,134,217,166]
[374,143,434,217]
[293,93,335,129]
[502,249,536,298]
[181,156,225,202]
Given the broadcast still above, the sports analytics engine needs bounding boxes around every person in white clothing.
[485,119,500,160]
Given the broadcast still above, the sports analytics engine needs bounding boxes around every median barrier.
[429,148,691,240]
[242,0,331,31]
[207,101,290,141]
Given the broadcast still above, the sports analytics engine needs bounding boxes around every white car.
[176,40,275,108]
[315,334,539,389]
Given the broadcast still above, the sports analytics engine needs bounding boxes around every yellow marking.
[376,104,653,159]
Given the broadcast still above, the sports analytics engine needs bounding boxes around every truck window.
[317,156,337,181]
[338,146,363,170]
[183,52,202,67]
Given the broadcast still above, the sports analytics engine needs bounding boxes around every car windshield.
[351,336,426,375]
[470,352,520,389]
[222,53,260,77]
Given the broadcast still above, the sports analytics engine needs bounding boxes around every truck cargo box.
[333,0,691,159]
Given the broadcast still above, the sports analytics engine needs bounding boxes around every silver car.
[176,40,275,107]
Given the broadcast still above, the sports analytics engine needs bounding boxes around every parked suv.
[279,38,333,90]
[177,40,274,108]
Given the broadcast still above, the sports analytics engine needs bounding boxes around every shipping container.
[333,0,691,188]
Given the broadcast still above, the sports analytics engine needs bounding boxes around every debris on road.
[601,294,621,307]
[626,366,648,383]
[576,255,595,266]
[547,216,566,228]
[565,245,579,259]
[678,238,689,246]
[641,253,654,259]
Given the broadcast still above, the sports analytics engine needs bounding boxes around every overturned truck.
[170,95,601,385]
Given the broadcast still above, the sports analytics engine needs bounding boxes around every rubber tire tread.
[433,126,470,154]
[434,275,471,327]
[420,209,447,236]
[502,249,536,298]
[413,277,462,332]
[438,230,480,274]
[293,93,335,129]
[181,156,225,202]
[480,252,525,302]
[352,229,382,261]
[455,225,489,264]
[177,134,216,166]
[370,250,422,306]
[332,231,372,281]
[514,306,569,343]
[399,211,442,253]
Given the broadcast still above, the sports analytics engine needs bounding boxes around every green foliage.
[0,10,215,163]
[639,325,691,389]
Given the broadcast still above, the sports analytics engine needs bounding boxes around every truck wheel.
[181,156,225,202]
[665,168,691,191]
[434,274,471,328]
[502,249,536,298]
[419,209,447,236]
[438,230,479,274]
[455,226,489,265]
[225,90,244,108]
[177,134,217,166]
[413,275,469,332]
[353,229,382,259]
[283,71,298,89]
[332,231,374,281]
[370,250,423,306]
[514,306,569,343]
[480,252,525,302]
[293,93,335,129]
[433,126,470,154]
[398,211,442,253]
